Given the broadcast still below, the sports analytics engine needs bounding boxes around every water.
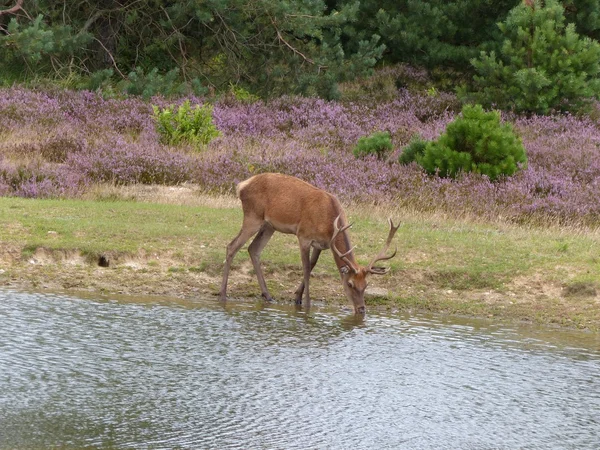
[0,290,599,449]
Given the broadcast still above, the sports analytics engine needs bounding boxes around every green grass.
[0,197,240,259]
[0,196,599,329]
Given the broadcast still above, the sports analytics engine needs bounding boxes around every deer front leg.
[294,247,321,304]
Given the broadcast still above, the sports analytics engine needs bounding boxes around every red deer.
[219,173,399,314]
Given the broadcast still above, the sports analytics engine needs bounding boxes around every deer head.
[330,215,399,314]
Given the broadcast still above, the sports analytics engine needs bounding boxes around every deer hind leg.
[297,239,316,308]
[294,247,321,304]
[219,217,263,301]
[248,223,275,301]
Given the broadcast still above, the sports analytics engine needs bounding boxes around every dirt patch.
[508,273,565,303]
[0,244,22,265]
[562,281,598,298]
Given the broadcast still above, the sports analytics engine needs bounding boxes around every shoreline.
[0,188,599,331]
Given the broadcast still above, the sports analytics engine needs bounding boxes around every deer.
[219,173,399,314]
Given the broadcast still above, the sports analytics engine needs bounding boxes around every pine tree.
[463,0,600,114]
[0,0,385,98]
[337,0,519,69]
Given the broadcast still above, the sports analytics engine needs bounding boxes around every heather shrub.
[38,134,86,163]
[152,100,220,147]
[352,131,393,159]
[399,136,427,165]
[0,160,85,198]
[68,140,198,186]
[417,104,527,180]
[5,85,600,225]
[339,70,399,104]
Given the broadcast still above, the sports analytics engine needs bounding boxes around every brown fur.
[220,173,398,314]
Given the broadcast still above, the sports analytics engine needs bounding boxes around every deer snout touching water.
[219,173,399,314]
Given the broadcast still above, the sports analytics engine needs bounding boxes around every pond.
[1,289,599,449]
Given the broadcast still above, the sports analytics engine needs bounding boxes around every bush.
[0,15,92,83]
[416,104,527,180]
[123,67,207,99]
[229,83,260,104]
[152,100,220,147]
[399,136,428,165]
[461,0,600,114]
[352,131,393,159]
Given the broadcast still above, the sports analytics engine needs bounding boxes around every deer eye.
[347,280,354,289]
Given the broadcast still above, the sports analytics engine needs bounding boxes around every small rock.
[47,231,58,235]
[366,287,388,296]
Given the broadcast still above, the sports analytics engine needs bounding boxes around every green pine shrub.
[123,68,207,99]
[415,104,527,181]
[353,131,393,159]
[152,100,220,148]
[399,136,428,165]
[461,0,600,114]
[0,15,91,83]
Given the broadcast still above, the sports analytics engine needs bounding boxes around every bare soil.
[1,245,596,331]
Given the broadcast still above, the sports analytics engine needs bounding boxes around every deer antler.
[330,215,357,273]
[367,218,400,275]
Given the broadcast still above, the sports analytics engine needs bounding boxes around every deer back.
[237,173,346,244]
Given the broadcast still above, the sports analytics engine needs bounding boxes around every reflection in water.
[0,290,599,449]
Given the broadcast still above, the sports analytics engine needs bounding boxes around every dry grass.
[83,183,241,208]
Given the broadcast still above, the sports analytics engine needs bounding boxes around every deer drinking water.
[219,173,399,314]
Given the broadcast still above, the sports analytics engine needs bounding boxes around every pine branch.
[0,0,23,17]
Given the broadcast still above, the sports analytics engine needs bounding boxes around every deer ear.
[340,266,350,274]
[368,266,390,275]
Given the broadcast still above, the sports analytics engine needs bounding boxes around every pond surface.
[0,289,599,449]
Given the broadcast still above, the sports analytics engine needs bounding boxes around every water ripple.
[1,289,599,449]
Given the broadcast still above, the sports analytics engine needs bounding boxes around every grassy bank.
[0,188,598,330]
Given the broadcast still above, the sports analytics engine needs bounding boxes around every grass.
[0,196,237,260]
[0,191,599,330]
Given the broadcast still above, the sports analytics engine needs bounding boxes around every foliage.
[123,68,207,99]
[5,86,600,224]
[399,136,427,165]
[564,0,600,40]
[152,100,220,147]
[338,0,518,70]
[3,0,600,102]
[462,0,600,114]
[352,131,393,159]
[3,0,600,103]
[416,105,527,180]
[0,14,91,83]
[228,84,260,104]
[0,0,384,98]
